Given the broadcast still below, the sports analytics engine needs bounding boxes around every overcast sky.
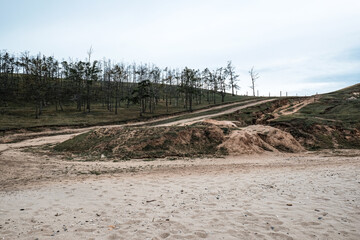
[1,0,359,96]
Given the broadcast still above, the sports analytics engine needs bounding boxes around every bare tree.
[217,67,227,103]
[225,61,239,96]
[249,67,259,97]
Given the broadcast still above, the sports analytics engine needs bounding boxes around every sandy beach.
[1,150,359,240]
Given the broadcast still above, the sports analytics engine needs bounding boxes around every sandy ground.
[1,149,360,240]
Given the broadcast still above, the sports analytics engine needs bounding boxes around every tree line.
[0,50,245,118]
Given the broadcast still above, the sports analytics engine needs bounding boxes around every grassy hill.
[214,84,360,150]
[270,84,360,149]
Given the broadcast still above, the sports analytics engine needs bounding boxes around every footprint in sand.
[160,232,170,238]
[195,230,208,238]
[107,233,120,240]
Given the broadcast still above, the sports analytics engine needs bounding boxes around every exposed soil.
[219,125,304,155]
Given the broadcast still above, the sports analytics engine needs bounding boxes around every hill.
[216,83,360,150]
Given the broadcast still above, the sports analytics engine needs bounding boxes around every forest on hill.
[0,51,245,115]
[0,50,252,129]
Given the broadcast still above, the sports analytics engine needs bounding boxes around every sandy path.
[1,152,359,240]
[158,99,274,126]
[271,97,315,121]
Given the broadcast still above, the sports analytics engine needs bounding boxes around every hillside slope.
[216,84,360,150]
[270,84,360,150]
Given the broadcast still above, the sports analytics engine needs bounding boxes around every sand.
[1,151,360,240]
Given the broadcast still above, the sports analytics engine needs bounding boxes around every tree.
[217,67,227,103]
[84,60,101,112]
[249,66,259,97]
[132,80,151,116]
[111,63,127,114]
[225,61,239,96]
[181,67,198,112]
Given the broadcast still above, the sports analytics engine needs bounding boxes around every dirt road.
[158,99,274,126]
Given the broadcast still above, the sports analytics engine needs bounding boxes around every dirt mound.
[55,119,304,159]
[55,125,227,159]
[219,125,304,154]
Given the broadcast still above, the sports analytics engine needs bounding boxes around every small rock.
[286,204,292,206]
[271,226,275,230]
[96,213,101,217]
[101,154,106,159]
[314,209,320,212]
[20,209,24,211]
[318,217,322,220]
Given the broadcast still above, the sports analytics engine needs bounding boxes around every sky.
[0,0,359,96]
